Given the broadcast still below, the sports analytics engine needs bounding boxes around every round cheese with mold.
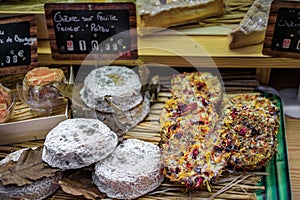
[80,66,143,112]
[42,118,118,170]
[93,139,164,199]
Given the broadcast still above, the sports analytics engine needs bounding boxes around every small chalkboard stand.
[0,15,38,75]
[44,2,137,61]
[263,0,300,118]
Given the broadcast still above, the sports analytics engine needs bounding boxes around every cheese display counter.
[0,0,300,200]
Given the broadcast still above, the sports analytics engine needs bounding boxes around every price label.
[0,15,37,75]
[263,1,300,58]
[45,3,137,60]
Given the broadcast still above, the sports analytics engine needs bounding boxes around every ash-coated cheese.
[80,66,143,112]
[93,139,164,199]
[0,148,62,200]
[42,118,118,170]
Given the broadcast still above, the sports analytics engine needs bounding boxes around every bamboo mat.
[0,88,268,200]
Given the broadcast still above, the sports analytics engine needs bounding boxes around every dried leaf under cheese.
[0,147,61,187]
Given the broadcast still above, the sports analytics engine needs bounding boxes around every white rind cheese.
[93,139,164,199]
[42,118,118,170]
[80,66,143,112]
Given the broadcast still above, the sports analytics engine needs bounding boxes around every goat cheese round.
[42,118,118,170]
[93,139,164,199]
[80,66,143,112]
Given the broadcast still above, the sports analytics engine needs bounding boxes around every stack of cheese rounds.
[41,118,164,199]
[79,66,150,139]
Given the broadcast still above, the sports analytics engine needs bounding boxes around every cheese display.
[160,71,280,189]
[0,148,62,200]
[0,68,283,199]
[219,94,279,170]
[137,0,225,33]
[19,67,65,112]
[42,118,118,170]
[93,139,164,199]
[80,66,143,113]
[0,83,14,123]
[229,0,273,49]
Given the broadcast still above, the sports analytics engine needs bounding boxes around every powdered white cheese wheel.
[0,147,62,200]
[80,66,143,112]
[93,139,164,199]
[42,118,118,170]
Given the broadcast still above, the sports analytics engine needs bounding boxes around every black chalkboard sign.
[263,1,300,58]
[0,15,38,74]
[0,21,31,67]
[271,8,300,52]
[45,3,137,60]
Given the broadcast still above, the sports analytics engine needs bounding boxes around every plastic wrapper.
[17,67,66,115]
[236,0,272,34]
[229,0,273,49]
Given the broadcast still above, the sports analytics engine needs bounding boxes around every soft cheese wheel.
[0,148,62,200]
[80,66,143,112]
[219,94,279,170]
[42,118,118,170]
[93,139,164,199]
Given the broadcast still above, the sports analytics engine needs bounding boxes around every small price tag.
[263,1,300,58]
[0,15,38,75]
[45,3,138,60]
